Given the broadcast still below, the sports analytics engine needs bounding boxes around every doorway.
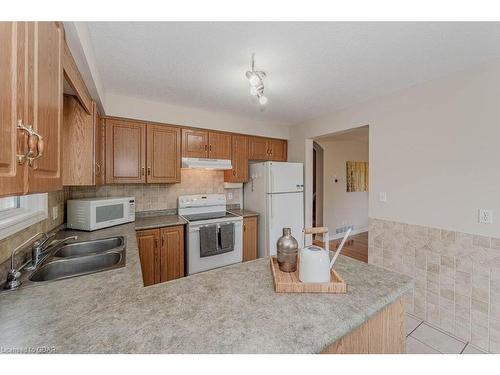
[312,126,369,263]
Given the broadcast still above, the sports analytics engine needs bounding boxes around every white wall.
[105,92,290,139]
[318,138,369,238]
[289,60,500,237]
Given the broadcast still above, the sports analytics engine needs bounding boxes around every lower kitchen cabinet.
[136,225,184,286]
[242,216,258,262]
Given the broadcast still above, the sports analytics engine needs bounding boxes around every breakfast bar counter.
[0,223,412,354]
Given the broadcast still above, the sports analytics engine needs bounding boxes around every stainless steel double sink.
[7,236,126,290]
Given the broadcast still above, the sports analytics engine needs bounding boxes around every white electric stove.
[178,194,243,275]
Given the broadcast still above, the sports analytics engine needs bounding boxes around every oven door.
[90,200,132,230]
[187,221,243,275]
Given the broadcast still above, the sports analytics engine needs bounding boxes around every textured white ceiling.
[86,22,500,125]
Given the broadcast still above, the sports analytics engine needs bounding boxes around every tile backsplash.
[369,217,500,353]
[67,169,242,212]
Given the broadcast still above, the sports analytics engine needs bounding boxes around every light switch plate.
[479,209,493,224]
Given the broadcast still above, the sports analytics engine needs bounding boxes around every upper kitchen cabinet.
[105,118,146,184]
[248,136,269,160]
[94,111,105,186]
[146,124,181,183]
[182,129,209,158]
[0,22,63,197]
[248,136,287,161]
[224,134,248,183]
[208,131,231,159]
[182,128,232,160]
[62,37,105,187]
[268,138,287,161]
[27,22,64,194]
[0,22,28,197]
[62,97,104,186]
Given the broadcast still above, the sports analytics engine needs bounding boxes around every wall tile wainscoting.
[369,217,500,353]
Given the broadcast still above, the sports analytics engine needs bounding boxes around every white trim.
[0,193,48,240]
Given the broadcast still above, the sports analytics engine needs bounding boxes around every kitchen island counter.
[0,223,412,354]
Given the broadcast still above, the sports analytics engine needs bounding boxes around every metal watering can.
[299,226,352,283]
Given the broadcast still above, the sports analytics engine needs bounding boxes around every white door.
[266,192,304,256]
[267,162,304,193]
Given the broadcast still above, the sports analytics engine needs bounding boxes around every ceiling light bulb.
[250,86,258,96]
[258,95,268,105]
[248,73,261,87]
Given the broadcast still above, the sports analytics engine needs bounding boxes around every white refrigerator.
[244,161,304,258]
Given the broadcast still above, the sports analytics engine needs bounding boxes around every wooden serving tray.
[270,256,347,293]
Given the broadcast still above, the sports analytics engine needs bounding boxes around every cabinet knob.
[141,167,145,176]
[147,167,151,176]
[232,170,236,176]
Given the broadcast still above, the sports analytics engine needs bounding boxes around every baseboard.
[325,227,368,241]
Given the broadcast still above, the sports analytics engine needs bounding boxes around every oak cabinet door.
[0,22,28,197]
[27,22,64,193]
[62,95,95,185]
[269,139,287,161]
[182,129,208,158]
[224,135,248,183]
[94,107,105,186]
[137,229,160,286]
[160,225,184,282]
[248,136,270,160]
[243,216,257,262]
[208,131,231,160]
[105,118,146,184]
[147,124,180,183]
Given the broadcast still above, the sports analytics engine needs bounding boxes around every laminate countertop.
[228,209,259,218]
[134,214,186,231]
[0,223,412,353]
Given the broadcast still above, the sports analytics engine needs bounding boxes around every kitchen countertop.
[134,214,186,231]
[228,209,259,218]
[0,223,412,353]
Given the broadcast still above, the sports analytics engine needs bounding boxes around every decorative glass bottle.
[277,228,299,272]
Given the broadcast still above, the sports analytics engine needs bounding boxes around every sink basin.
[30,251,124,282]
[53,236,124,257]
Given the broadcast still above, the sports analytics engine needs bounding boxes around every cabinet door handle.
[209,144,212,151]
[232,170,236,176]
[204,144,208,151]
[141,167,145,176]
[147,166,151,176]
[16,120,44,166]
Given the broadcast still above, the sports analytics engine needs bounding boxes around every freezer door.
[266,192,304,256]
[267,162,304,193]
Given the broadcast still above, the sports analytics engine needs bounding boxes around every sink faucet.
[31,233,78,268]
[4,232,45,290]
[4,231,78,290]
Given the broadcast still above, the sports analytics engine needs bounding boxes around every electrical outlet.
[379,192,387,202]
[52,206,59,220]
[479,209,493,224]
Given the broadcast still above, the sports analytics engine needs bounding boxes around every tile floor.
[405,314,488,354]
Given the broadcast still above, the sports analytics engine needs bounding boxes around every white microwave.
[67,197,135,231]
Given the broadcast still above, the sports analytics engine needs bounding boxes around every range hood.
[181,157,232,170]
